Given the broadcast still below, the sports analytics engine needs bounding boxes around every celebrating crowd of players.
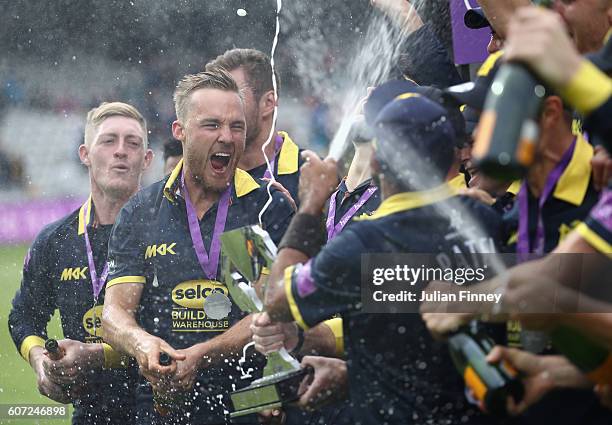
[7,0,612,424]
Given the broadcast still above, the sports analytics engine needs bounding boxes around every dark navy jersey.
[327,178,381,233]
[501,138,612,425]
[9,197,135,423]
[503,135,600,254]
[106,160,294,423]
[285,187,502,425]
[247,131,304,205]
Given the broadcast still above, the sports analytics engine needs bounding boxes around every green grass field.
[0,244,72,424]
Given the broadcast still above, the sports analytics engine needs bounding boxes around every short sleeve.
[107,197,149,288]
[284,228,365,329]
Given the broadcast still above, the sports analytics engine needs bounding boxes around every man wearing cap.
[9,102,154,424]
[205,48,304,204]
[261,93,502,424]
[102,69,294,424]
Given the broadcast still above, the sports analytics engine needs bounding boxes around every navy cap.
[464,7,490,30]
[373,94,456,182]
[364,79,419,126]
[462,106,480,136]
[366,80,467,148]
[444,51,503,111]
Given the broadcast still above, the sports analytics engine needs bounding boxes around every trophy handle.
[264,349,301,376]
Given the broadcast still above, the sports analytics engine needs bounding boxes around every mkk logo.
[145,243,177,259]
[60,267,88,281]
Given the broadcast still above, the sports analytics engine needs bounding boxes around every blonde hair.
[84,102,148,148]
[173,68,240,123]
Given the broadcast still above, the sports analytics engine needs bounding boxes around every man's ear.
[539,95,564,129]
[259,90,277,119]
[78,144,90,167]
[172,120,185,142]
[143,149,154,171]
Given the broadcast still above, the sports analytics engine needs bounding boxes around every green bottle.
[448,328,524,416]
[551,326,612,384]
[472,0,554,180]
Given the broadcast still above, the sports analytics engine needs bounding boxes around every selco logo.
[82,305,104,337]
[172,280,229,309]
[145,243,177,259]
[60,267,88,281]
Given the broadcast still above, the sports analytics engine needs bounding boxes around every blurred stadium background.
[0,0,461,419]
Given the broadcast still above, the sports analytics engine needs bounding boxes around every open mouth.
[210,152,231,173]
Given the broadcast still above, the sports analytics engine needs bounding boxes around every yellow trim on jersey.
[576,223,612,256]
[77,195,93,235]
[553,133,593,206]
[284,266,310,330]
[103,343,129,369]
[234,168,261,197]
[20,335,45,363]
[477,51,504,77]
[163,158,260,202]
[323,318,345,357]
[277,132,300,175]
[448,174,467,192]
[163,158,184,202]
[507,180,522,196]
[106,275,146,289]
[395,93,422,101]
[560,60,612,116]
[357,184,454,221]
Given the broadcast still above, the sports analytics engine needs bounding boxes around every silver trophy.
[220,225,311,418]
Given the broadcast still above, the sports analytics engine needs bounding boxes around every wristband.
[278,213,326,258]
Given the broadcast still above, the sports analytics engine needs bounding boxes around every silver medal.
[204,291,232,320]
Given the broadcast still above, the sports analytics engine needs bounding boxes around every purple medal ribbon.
[326,185,377,240]
[82,200,109,301]
[262,135,284,179]
[517,138,576,259]
[181,171,231,280]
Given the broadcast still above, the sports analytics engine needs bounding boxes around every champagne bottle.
[551,326,612,384]
[448,328,524,416]
[153,352,173,416]
[44,339,64,361]
[472,0,553,180]
[45,338,73,397]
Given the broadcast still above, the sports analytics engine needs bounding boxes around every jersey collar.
[276,131,299,175]
[163,159,260,203]
[77,195,93,235]
[553,132,593,206]
[357,183,454,221]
